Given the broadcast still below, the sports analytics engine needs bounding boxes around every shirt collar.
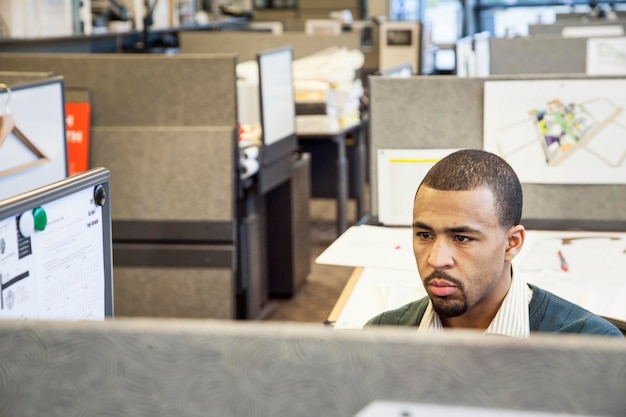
[418,266,532,338]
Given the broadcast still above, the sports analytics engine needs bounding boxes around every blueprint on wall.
[483,79,626,184]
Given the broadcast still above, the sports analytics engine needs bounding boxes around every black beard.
[431,297,468,318]
[424,271,468,318]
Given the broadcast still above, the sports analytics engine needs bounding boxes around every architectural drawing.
[529,98,623,166]
[483,79,626,184]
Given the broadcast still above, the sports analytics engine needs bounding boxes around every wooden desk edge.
[325,267,364,325]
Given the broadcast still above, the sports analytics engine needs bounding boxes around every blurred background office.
[2,0,624,72]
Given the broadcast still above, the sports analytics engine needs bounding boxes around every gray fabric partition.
[0,70,52,84]
[179,31,361,61]
[556,12,626,21]
[0,53,238,127]
[0,319,624,417]
[529,20,626,35]
[112,263,235,318]
[89,126,236,319]
[91,126,235,222]
[369,75,626,229]
[489,36,587,75]
[0,53,238,225]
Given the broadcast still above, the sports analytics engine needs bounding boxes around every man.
[366,149,622,337]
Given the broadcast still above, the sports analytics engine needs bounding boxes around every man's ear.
[504,225,525,262]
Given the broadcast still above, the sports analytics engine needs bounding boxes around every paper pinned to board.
[377,148,460,226]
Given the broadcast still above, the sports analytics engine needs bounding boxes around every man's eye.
[454,235,472,243]
[417,231,432,239]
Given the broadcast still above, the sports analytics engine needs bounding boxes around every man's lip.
[426,279,458,297]
[427,278,457,287]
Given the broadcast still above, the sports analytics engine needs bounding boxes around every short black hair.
[418,149,523,228]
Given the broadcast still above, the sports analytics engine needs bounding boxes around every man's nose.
[427,238,454,269]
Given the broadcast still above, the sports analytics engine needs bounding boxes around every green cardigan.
[365,284,623,337]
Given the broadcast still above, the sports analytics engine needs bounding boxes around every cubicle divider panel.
[90,126,238,319]
[0,53,238,127]
[91,126,236,227]
[369,75,626,229]
[556,12,626,21]
[112,249,235,319]
[528,20,626,36]
[489,37,587,75]
[369,76,485,216]
[179,32,361,61]
[0,70,52,84]
[0,319,624,417]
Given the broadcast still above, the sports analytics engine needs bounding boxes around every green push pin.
[32,206,47,232]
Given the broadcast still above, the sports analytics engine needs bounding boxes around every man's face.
[412,186,517,325]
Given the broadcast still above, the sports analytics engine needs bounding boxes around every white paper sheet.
[587,37,626,75]
[315,225,415,271]
[515,230,626,321]
[356,401,601,417]
[333,267,425,330]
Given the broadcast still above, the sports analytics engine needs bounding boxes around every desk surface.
[296,117,366,137]
[296,116,369,236]
[322,226,626,329]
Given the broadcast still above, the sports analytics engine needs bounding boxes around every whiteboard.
[0,168,113,321]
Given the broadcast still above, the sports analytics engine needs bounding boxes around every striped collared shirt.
[417,267,533,338]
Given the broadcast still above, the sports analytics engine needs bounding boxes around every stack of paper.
[293,47,364,132]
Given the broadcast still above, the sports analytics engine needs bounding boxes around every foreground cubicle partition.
[178,31,361,61]
[0,53,267,320]
[369,75,626,230]
[0,319,625,416]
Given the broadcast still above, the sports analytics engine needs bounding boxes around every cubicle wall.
[369,75,626,230]
[179,31,361,61]
[0,70,52,84]
[0,53,241,319]
[489,36,587,75]
[556,11,626,21]
[91,126,236,318]
[528,19,626,36]
[0,54,237,127]
[1,319,625,417]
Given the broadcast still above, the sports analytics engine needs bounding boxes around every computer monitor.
[0,76,68,200]
[0,167,113,321]
[378,21,420,73]
[256,46,297,166]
